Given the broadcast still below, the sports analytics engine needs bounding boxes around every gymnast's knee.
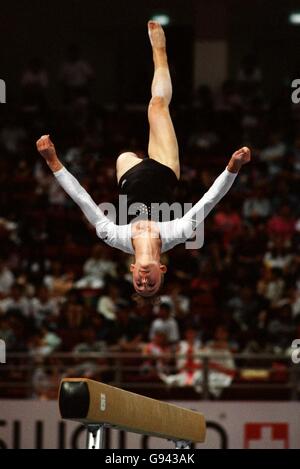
[149,96,168,111]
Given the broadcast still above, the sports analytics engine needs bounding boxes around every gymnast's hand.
[36,135,63,172]
[227,146,251,173]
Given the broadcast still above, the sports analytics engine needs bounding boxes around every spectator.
[289,286,300,319]
[0,115,26,155]
[214,201,242,247]
[202,325,236,397]
[227,286,266,332]
[257,268,285,306]
[29,324,62,356]
[111,301,144,351]
[260,132,286,169]
[267,205,296,242]
[159,280,190,318]
[237,54,262,95]
[0,259,14,296]
[0,284,30,317]
[97,280,120,321]
[149,303,180,344]
[217,80,243,112]
[159,326,203,392]
[142,331,171,377]
[60,44,94,103]
[58,302,87,351]
[30,286,59,327]
[0,316,16,350]
[243,186,271,220]
[89,313,114,343]
[267,304,295,351]
[76,245,117,289]
[68,320,109,377]
[44,262,74,297]
[73,326,106,353]
[233,224,267,274]
[20,57,48,109]
[264,238,293,271]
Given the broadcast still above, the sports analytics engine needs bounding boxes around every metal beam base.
[174,440,191,449]
[85,426,192,450]
[86,425,106,449]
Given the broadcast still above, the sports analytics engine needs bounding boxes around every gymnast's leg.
[116,151,142,183]
[147,21,180,180]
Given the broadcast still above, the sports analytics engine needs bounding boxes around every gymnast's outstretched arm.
[178,147,251,237]
[36,135,110,229]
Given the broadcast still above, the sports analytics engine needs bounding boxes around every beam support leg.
[174,440,191,449]
[86,424,105,449]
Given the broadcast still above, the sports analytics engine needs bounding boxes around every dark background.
[2,0,300,104]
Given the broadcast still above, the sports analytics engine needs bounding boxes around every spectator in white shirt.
[76,245,117,289]
[149,302,179,344]
[97,281,120,321]
[0,259,14,296]
[243,187,271,220]
[30,286,59,327]
[0,284,30,317]
[29,325,62,356]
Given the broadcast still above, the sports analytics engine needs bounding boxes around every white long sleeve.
[54,167,105,226]
[53,167,134,254]
[53,166,237,255]
[159,168,238,251]
[180,167,237,232]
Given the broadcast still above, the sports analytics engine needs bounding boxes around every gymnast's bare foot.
[148,21,166,50]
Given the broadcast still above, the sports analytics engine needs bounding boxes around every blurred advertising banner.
[0,400,299,449]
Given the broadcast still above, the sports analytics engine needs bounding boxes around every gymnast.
[36,21,251,297]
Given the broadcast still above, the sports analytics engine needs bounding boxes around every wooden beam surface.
[59,378,206,443]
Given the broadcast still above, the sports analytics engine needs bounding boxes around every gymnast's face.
[130,261,167,297]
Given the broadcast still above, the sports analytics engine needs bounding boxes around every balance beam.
[59,378,206,449]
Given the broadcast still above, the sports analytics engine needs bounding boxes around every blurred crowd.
[1,48,300,399]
